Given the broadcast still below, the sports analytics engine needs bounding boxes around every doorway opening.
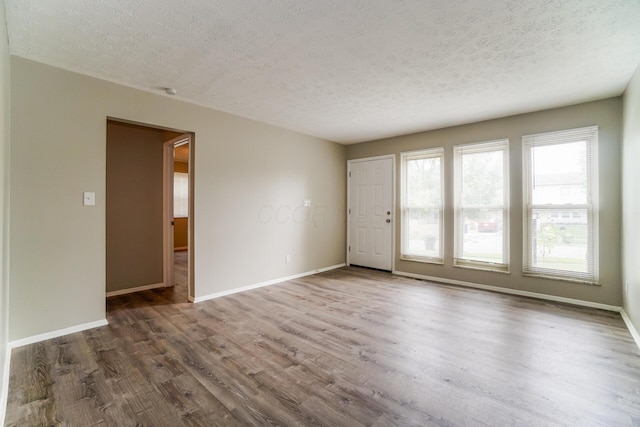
[105,119,195,307]
[169,136,191,302]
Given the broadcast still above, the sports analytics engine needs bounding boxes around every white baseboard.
[621,309,640,352]
[8,319,109,350]
[193,263,346,303]
[393,270,622,312]
[106,282,165,297]
[0,346,10,427]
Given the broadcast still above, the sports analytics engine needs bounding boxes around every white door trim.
[163,133,193,303]
[186,136,195,303]
[347,154,396,271]
[163,137,178,292]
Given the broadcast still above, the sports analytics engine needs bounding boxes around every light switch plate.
[83,192,95,206]
[303,199,311,207]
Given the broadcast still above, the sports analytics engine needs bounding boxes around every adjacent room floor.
[4,267,640,426]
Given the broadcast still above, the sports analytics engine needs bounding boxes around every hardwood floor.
[106,250,188,310]
[5,266,640,426]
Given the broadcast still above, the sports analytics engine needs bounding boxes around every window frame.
[400,147,445,264]
[522,126,599,284]
[453,139,510,272]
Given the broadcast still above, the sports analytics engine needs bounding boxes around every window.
[401,148,444,263]
[174,172,189,218]
[523,126,598,283]
[454,139,509,271]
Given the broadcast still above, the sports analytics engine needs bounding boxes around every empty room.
[1,1,640,426]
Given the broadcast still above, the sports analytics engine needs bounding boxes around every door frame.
[346,154,396,272]
[106,117,195,301]
[163,133,194,302]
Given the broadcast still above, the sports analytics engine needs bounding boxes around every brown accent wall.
[106,121,164,292]
[174,218,188,249]
[174,160,188,173]
[164,130,184,141]
[173,160,189,249]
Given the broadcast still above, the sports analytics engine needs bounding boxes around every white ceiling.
[5,1,640,144]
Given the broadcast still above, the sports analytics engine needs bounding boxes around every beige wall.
[106,121,164,292]
[347,98,623,306]
[9,56,346,341]
[0,0,10,419]
[622,64,640,332]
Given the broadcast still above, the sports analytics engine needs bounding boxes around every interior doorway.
[105,119,195,305]
[167,135,191,301]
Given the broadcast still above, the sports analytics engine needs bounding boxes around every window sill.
[453,259,510,274]
[400,255,444,265]
[522,272,599,286]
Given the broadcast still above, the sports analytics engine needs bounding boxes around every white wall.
[0,0,10,421]
[9,57,346,341]
[622,63,640,333]
[347,98,623,306]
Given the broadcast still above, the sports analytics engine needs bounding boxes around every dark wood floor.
[5,266,640,426]
[105,250,189,311]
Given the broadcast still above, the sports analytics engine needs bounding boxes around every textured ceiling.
[5,0,640,144]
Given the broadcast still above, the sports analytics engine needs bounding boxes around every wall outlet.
[83,191,95,206]
[625,281,629,296]
[285,254,292,263]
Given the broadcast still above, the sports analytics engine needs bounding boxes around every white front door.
[348,157,394,271]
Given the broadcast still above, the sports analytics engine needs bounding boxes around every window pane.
[532,141,587,205]
[401,149,443,262]
[403,207,441,258]
[529,208,588,273]
[407,157,441,207]
[523,126,597,283]
[454,139,508,269]
[461,150,503,206]
[460,208,503,263]
[174,172,189,218]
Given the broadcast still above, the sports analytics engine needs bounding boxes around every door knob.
[387,211,391,215]
[386,219,391,223]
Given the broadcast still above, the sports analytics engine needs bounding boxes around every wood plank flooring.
[5,266,640,426]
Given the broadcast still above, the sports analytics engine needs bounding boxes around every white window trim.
[400,147,445,264]
[522,126,599,284]
[453,139,510,272]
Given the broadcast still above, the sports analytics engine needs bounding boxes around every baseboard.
[393,270,622,312]
[8,319,109,350]
[621,309,640,352]
[106,282,165,297]
[0,346,10,427]
[193,263,346,303]
[174,247,188,251]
